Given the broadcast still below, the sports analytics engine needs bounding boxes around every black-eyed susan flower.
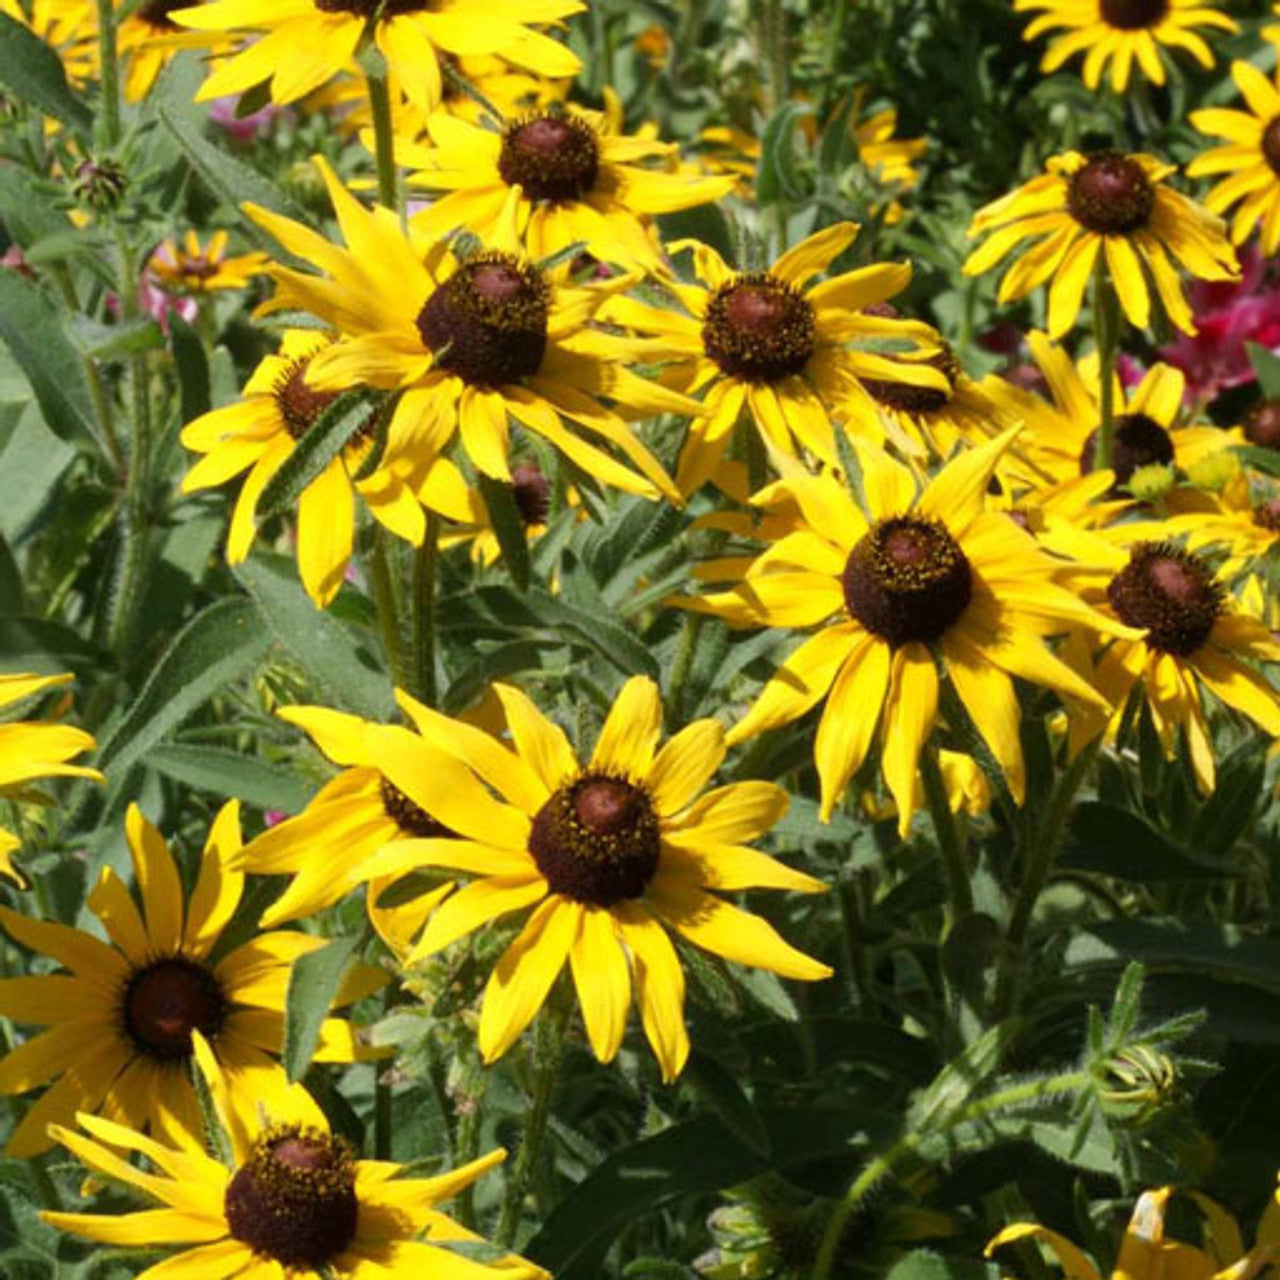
[981,333,1238,494]
[148,230,266,296]
[248,159,687,501]
[117,2,233,102]
[43,1036,538,1280]
[1077,539,1280,792]
[0,672,101,889]
[682,429,1115,830]
[0,802,385,1157]
[1188,61,1280,258]
[963,150,1238,338]
[355,677,831,1081]
[171,0,582,112]
[1015,0,1235,93]
[401,105,736,272]
[180,329,432,608]
[603,224,945,494]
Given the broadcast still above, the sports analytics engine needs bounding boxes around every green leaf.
[95,596,271,780]
[72,316,165,360]
[885,1251,1001,1280]
[170,317,212,424]
[1061,802,1238,880]
[756,102,809,204]
[147,745,315,814]
[283,935,360,1082]
[0,615,105,674]
[235,553,395,720]
[159,106,309,261]
[1233,445,1280,480]
[0,13,93,136]
[257,391,383,521]
[1247,342,1280,398]
[477,472,532,591]
[0,272,99,446]
[686,1052,770,1154]
[909,1020,1020,1130]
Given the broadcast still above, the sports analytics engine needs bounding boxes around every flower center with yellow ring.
[498,113,601,203]
[1067,153,1154,234]
[225,1126,358,1270]
[417,253,549,388]
[379,776,452,839]
[1245,398,1280,449]
[122,957,225,1061]
[1099,0,1168,28]
[1079,412,1174,491]
[529,773,661,906]
[703,275,815,383]
[863,346,960,414]
[1107,542,1223,656]
[842,516,973,647]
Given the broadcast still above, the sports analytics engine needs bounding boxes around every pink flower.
[207,94,283,143]
[137,274,198,335]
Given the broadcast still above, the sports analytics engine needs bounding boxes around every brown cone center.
[703,274,815,383]
[1099,0,1169,28]
[1106,542,1223,655]
[122,958,225,1061]
[1067,153,1154,235]
[497,113,601,203]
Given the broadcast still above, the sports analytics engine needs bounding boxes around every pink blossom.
[207,94,284,143]
[137,274,198,335]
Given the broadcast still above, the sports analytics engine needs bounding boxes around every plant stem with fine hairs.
[95,0,121,148]
[366,59,398,212]
[1091,255,1122,472]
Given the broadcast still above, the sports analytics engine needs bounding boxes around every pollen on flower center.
[528,773,661,906]
[1079,413,1174,491]
[1107,542,1223,656]
[511,461,552,526]
[225,1125,358,1270]
[1066,153,1154,235]
[122,957,225,1061]
[1098,0,1169,29]
[863,346,960,414]
[702,274,815,383]
[497,112,601,203]
[842,516,973,647]
[379,775,452,839]
[416,252,549,388]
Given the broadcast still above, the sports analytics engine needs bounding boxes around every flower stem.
[366,64,398,212]
[1092,256,1121,472]
[95,0,121,149]
[921,743,973,919]
[370,525,406,687]
[410,515,439,707]
[498,998,569,1246]
[810,1068,1094,1280]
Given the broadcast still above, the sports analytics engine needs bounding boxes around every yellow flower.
[401,105,735,272]
[172,0,582,111]
[43,1037,538,1280]
[635,23,671,69]
[1188,61,1280,257]
[851,90,927,226]
[1014,0,1235,93]
[603,223,945,494]
[117,2,234,102]
[355,676,831,1081]
[249,158,687,501]
[0,672,101,889]
[0,802,385,1157]
[180,329,432,608]
[682,429,1114,830]
[0,0,96,86]
[964,150,1238,338]
[148,230,266,296]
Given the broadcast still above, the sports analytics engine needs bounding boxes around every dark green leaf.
[0,13,93,136]
[756,102,809,204]
[478,472,532,591]
[885,1251,1001,1280]
[283,935,360,1082]
[0,614,106,673]
[147,744,315,814]
[73,316,165,360]
[1061,802,1238,880]
[170,317,212,423]
[686,1052,770,1154]
[909,1021,1020,1130]
[1247,342,1280,398]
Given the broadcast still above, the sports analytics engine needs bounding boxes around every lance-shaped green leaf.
[256,389,383,521]
[0,13,93,136]
[477,472,532,591]
[283,936,361,1082]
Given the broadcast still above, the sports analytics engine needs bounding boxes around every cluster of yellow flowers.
[7,0,1280,1277]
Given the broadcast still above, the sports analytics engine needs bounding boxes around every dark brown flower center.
[703,274,815,383]
[1099,0,1168,28]
[1254,497,1280,532]
[1080,413,1174,491]
[511,461,552,526]
[416,252,549,388]
[314,0,428,14]
[1261,118,1280,178]
[1245,398,1280,449]
[135,0,183,29]
[1067,153,1154,235]
[863,347,961,415]
[528,773,661,906]
[379,775,452,838]
[1107,542,1223,655]
[122,958,225,1061]
[497,112,601,203]
[272,355,378,444]
[842,516,972,647]
[225,1125,358,1270]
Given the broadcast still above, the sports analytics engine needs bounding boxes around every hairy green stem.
[370,525,406,687]
[921,744,973,919]
[811,1068,1093,1280]
[367,67,398,212]
[411,515,440,707]
[95,0,121,148]
[665,611,704,725]
[1091,257,1121,472]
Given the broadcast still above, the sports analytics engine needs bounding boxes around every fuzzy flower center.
[702,274,815,383]
[273,355,376,442]
[1098,0,1168,28]
[1107,542,1223,656]
[379,775,452,839]
[1079,412,1174,491]
[863,347,960,415]
[511,461,552,526]
[1245,398,1280,449]
[225,1126,358,1270]
[417,253,549,388]
[528,773,661,906]
[497,112,601,203]
[1067,153,1154,235]
[842,516,973,647]
[314,0,428,15]
[122,957,225,1061]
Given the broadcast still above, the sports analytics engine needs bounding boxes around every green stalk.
[366,64,398,212]
[1091,255,1121,472]
[497,998,569,1246]
[95,0,121,148]
[810,1068,1094,1280]
[410,515,440,707]
[665,611,704,725]
[921,744,973,919]
[369,525,406,688]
